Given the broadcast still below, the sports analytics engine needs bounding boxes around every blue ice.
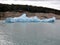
[5,13,56,23]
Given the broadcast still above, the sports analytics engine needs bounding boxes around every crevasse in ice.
[5,13,56,23]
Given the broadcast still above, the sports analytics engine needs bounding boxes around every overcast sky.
[0,1,60,10]
[1,0,60,1]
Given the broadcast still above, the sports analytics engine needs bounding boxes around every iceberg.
[5,13,56,23]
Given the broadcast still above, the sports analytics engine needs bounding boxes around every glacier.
[5,13,56,23]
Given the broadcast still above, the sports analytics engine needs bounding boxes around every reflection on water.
[0,20,60,45]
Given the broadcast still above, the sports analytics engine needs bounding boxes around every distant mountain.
[0,3,60,20]
[0,3,60,15]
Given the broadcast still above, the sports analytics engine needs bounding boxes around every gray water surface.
[0,20,60,45]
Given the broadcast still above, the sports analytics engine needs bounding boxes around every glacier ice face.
[5,13,56,23]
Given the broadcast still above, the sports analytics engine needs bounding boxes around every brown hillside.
[0,3,60,20]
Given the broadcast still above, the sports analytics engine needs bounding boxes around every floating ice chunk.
[40,17,56,23]
[5,13,56,23]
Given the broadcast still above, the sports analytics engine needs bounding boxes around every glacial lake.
[0,20,60,45]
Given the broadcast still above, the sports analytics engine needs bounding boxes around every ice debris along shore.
[5,13,56,23]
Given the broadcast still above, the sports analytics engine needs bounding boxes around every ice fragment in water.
[5,13,56,23]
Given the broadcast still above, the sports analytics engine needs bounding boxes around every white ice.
[5,13,56,23]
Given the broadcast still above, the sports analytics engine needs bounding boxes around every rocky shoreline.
[0,3,60,20]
